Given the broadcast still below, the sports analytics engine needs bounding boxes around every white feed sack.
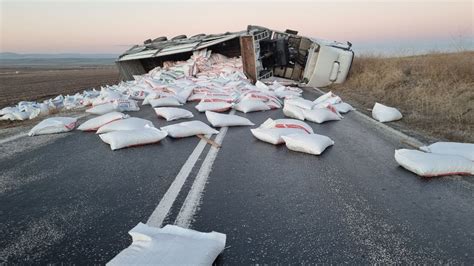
[313,91,339,105]
[233,100,270,113]
[250,118,313,145]
[394,149,474,177]
[281,133,335,155]
[195,101,232,112]
[205,111,254,127]
[372,102,402,122]
[284,97,314,110]
[150,97,183,107]
[154,107,194,122]
[99,127,167,150]
[303,106,342,124]
[96,117,155,134]
[161,120,219,138]
[107,223,226,265]
[419,142,474,161]
[251,128,306,145]
[28,117,78,136]
[333,102,354,114]
[283,103,305,121]
[78,112,129,131]
[86,103,116,115]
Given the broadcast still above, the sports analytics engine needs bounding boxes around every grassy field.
[330,51,474,143]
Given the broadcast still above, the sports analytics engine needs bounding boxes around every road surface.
[0,88,473,263]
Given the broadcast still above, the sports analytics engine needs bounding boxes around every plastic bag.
[233,100,270,113]
[78,112,129,131]
[107,223,226,265]
[161,120,219,138]
[420,142,474,161]
[372,102,402,122]
[395,149,474,177]
[154,107,194,122]
[96,117,155,134]
[28,117,77,136]
[281,133,334,155]
[205,111,254,127]
[114,99,140,112]
[99,126,167,150]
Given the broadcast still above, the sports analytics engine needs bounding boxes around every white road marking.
[0,133,27,145]
[0,113,89,145]
[174,110,235,228]
[146,137,209,227]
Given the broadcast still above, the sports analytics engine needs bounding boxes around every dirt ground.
[0,67,119,109]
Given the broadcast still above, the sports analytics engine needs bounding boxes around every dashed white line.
[175,110,235,228]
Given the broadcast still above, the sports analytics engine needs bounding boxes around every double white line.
[146,110,235,228]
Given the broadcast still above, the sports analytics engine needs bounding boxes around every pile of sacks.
[248,90,354,156]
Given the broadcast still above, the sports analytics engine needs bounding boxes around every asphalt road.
[0,88,473,264]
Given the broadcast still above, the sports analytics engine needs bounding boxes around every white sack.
[419,142,474,161]
[114,99,140,112]
[333,102,354,113]
[313,91,337,105]
[283,103,305,120]
[251,128,305,145]
[161,120,219,138]
[154,107,194,122]
[205,111,254,127]
[285,97,314,110]
[233,100,270,113]
[107,222,226,265]
[303,107,342,124]
[0,111,30,121]
[86,103,116,115]
[372,102,402,122]
[150,97,182,107]
[395,149,474,177]
[78,112,129,131]
[281,133,334,155]
[195,102,232,112]
[28,117,77,136]
[99,127,167,150]
[260,118,314,134]
[96,117,155,134]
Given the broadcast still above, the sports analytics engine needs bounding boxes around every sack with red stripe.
[78,112,129,131]
[28,117,77,136]
[250,118,313,145]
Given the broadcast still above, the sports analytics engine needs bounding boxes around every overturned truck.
[116,25,354,87]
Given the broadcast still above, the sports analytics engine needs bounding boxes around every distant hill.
[0,52,119,59]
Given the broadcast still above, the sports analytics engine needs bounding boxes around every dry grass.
[330,51,474,143]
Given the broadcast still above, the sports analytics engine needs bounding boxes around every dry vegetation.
[330,51,474,143]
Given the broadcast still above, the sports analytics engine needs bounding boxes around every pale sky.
[0,0,472,55]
